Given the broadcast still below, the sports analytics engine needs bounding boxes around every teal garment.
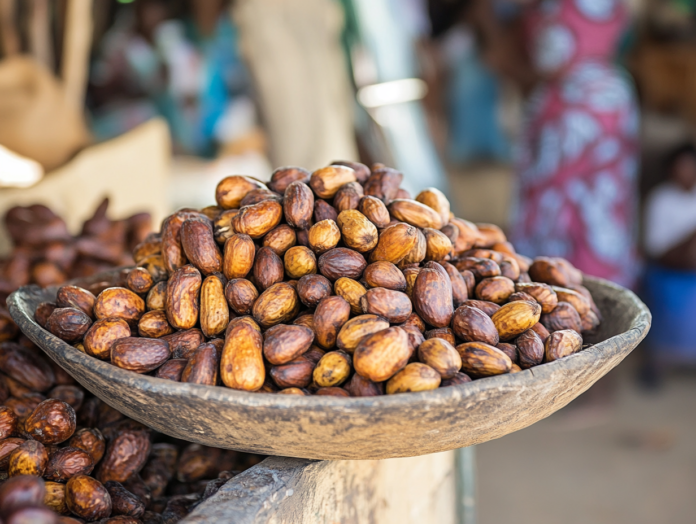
[174,16,248,157]
[447,49,510,164]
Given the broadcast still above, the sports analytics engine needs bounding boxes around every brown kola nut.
[336,315,390,353]
[155,358,188,381]
[415,187,450,226]
[55,285,96,318]
[252,282,300,328]
[269,166,310,193]
[165,265,201,330]
[541,302,583,334]
[353,327,410,382]
[344,373,384,397]
[422,227,453,262]
[46,308,92,343]
[8,440,48,477]
[475,276,515,304]
[363,261,407,291]
[313,296,351,349]
[0,405,18,439]
[424,327,456,346]
[333,277,367,315]
[331,160,370,183]
[440,262,469,307]
[111,338,170,373]
[491,300,542,341]
[514,282,558,313]
[162,328,204,359]
[24,399,76,445]
[399,229,427,267]
[94,287,145,327]
[137,310,173,339]
[263,324,315,365]
[44,480,69,515]
[315,387,351,397]
[232,200,283,239]
[508,291,537,303]
[44,447,94,482]
[215,175,267,209]
[333,182,364,212]
[314,198,338,223]
[96,428,150,484]
[451,305,500,346]
[360,288,412,324]
[199,274,230,338]
[417,338,462,379]
[34,302,57,328]
[551,286,591,316]
[363,167,402,203]
[388,199,443,230]
[145,281,167,311]
[318,248,366,281]
[68,428,106,463]
[283,181,314,229]
[221,322,265,391]
[456,342,512,377]
[370,223,418,264]
[309,165,357,199]
[182,343,219,386]
[528,257,569,287]
[449,217,483,254]
[545,329,583,362]
[262,224,297,256]
[412,262,453,328]
[240,188,282,207]
[269,356,315,389]
[357,195,391,228]
[297,274,332,308]
[516,329,544,369]
[126,268,154,294]
[308,220,341,254]
[440,372,473,387]
[180,217,222,276]
[225,278,259,315]
[454,257,501,280]
[284,246,317,279]
[475,223,507,247]
[105,480,145,519]
[66,474,112,521]
[386,363,441,394]
[336,210,379,253]
[313,351,352,387]
[495,343,518,364]
[460,299,500,317]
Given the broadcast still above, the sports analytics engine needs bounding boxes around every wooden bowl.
[7,275,650,460]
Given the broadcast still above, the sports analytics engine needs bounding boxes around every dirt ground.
[476,352,696,524]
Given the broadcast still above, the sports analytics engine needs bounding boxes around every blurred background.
[1,0,696,522]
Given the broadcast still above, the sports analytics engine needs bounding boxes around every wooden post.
[0,0,19,56]
[29,0,54,69]
[61,0,92,108]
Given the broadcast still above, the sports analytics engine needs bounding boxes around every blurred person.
[641,143,696,375]
[89,0,252,157]
[472,0,640,289]
[644,143,696,269]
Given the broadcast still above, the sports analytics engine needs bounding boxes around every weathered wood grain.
[7,273,650,460]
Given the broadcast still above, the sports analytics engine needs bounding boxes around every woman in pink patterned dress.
[473,0,640,288]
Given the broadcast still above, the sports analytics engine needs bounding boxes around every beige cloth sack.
[0,56,91,171]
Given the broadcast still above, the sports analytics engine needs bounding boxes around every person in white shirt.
[644,143,696,269]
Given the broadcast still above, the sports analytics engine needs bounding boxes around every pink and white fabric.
[511,0,640,288]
